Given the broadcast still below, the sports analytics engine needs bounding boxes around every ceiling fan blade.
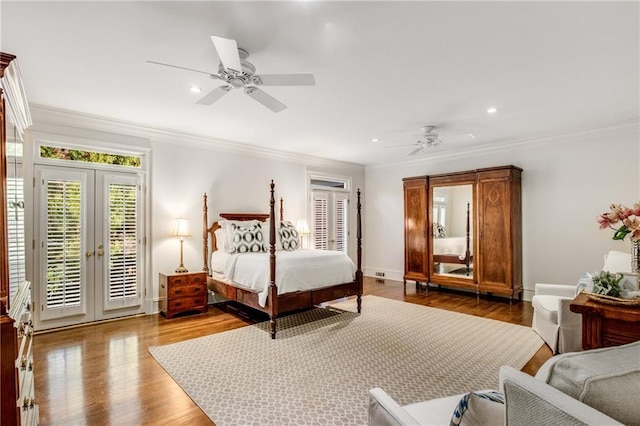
[408,146,425,156]
[210,35,242,72]
[244,87,287,112]
[196,85,231,105]
[255,73,316,86]
[146,61,220,78]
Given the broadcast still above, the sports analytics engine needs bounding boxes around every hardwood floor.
[33,277,551,425]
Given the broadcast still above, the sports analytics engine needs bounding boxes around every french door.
[34,165,144,329]
[311,190,348,252]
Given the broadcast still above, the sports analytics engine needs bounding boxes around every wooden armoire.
[403,165,523,300]
[1,52,37,425]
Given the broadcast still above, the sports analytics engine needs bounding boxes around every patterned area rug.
[149,295,543,425]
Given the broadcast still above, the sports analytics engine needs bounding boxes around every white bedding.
[211,249,356,307]
[433,237,472,260]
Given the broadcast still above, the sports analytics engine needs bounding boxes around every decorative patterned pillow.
[279,221,299,251]
[231,222,266,253]
[433,222,446,238]
[450,391,504,426]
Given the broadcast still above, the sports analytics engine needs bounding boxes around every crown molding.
[29,104,365,172]
[366,119,639,171]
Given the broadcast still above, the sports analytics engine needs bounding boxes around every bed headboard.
[201,193,283,274]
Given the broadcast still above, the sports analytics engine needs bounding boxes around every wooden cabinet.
[403,165,522,300]
[570,292,640,350]
[1,281,39,425]
[159,272,208,319]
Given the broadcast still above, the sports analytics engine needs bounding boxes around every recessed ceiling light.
[487,107,497,114]
[371,138,380,143]
[190,86,202,93]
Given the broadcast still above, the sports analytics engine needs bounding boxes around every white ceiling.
[1,1,638,166]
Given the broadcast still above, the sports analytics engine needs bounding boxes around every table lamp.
[170,217,191,273]
[295,219,310,249]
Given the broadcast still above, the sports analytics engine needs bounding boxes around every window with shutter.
[313,193,328,250]
[105,180,140,309]
[309,174,350,254]
[334,194,348,253]
[45,179,83,311]
[7,172,25,298]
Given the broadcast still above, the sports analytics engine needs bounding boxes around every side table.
[159,271,208,318]
[570,292,640,350]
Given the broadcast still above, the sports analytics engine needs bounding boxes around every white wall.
[363,124,639,300]
[151,139,365,309]
[26,106,365,314]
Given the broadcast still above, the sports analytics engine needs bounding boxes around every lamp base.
[175,265,189,273]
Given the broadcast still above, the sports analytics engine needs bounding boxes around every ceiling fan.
[147,35,316,112]
[386,126,443,156]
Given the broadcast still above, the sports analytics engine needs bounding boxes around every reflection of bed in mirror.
[432,202,472,275]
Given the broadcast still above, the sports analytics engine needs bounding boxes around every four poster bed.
[432,202,473,275]
[202,180,363,338]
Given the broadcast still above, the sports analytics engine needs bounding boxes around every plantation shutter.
[7,171,25,298]
[41,170,88,319]
[334,193,348,253]
[312,191,328,250]
[103,174,141,310]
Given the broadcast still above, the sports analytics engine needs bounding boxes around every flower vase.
[632,240,640,274]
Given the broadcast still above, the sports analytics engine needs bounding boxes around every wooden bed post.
[356,188,363,313]
[202,193,209,274]
[279,197,284,222]
[269,181,278,339]
[465,202,471,276]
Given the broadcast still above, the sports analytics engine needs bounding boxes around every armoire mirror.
[428,172,476,288]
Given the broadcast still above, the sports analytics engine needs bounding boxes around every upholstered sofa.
[532,250,632,354]
[369,341,640,425]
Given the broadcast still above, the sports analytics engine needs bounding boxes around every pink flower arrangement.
[597,202,640,241]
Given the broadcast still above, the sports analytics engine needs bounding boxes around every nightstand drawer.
[168,283,206,298]
[168,274,205,287]
[168,296,206,312]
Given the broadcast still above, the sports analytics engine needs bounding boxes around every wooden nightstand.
[159,272,208,318]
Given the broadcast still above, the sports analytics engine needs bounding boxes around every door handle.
[86,251,94,258]
[97,244,104,257]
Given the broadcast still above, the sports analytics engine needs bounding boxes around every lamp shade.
[170,217,192,238]
[295,219,310,235]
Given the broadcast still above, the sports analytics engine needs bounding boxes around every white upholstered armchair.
[531,250,631,354]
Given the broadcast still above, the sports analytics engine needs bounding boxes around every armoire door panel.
[478,177,511,288]
[403,178,428,281]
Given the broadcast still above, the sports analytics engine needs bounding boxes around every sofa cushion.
[535,341,640,426]
[531,295,560,324]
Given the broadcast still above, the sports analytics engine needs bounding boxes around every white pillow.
[603,250,631,274]
[260,219,283,250]
[213,228,228,253]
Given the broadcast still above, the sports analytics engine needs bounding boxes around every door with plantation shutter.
[35,166,143,328]
[95,172,142,315]
[311,190,348,253]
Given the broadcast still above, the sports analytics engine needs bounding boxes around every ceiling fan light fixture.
[190,86,202,93]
